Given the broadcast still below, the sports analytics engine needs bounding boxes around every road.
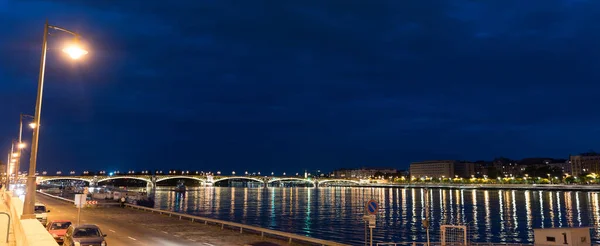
[36,193,285,246]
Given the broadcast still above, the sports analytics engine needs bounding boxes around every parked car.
[34,203,50,224]
[46,220,72,243]
[63,224,107,246]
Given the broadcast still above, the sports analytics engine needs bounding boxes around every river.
[152,187,599,245]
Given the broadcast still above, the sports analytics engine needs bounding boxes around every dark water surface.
[152,187,600,245]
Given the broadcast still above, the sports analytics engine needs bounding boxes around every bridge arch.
[267,177,315,185]
[212,176,265,184]
[156,176,205,183]
[38,177,92,184]
[97,176,151,184]
[318,179,361,185]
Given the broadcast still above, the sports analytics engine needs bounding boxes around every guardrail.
[37,191,74,203]
[125,203,350,246]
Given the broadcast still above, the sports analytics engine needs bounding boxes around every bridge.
[35,174,365,188]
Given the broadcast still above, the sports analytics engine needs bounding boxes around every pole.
[370,227,373,246]
[5,153,10,189]
[15,114,23,182]
[77,205,81,225]
[7,142,14,190]
[22,20,48,219]
[364,221,367,246]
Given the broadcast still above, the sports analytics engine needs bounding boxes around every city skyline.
[2,1,600,173]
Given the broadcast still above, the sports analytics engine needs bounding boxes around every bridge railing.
[125,203,350,246]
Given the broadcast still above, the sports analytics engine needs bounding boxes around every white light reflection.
[556,192,562,228]
[539,191,545,228]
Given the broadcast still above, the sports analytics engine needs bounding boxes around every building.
[332,167,398,178]
[474,161,490,177]
[571,153,600,177]
[410,160,455,179]
[454,161,475,178]
[548,160,572,175]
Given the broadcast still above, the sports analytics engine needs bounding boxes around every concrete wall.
[3,191,58,246]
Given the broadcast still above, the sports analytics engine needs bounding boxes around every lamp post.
[15,114,34,180]
[5,141,15,188]
[22,20,88,219]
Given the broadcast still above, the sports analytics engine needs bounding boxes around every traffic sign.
[366,200,378,215]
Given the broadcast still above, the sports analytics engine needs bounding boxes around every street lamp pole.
[5,141,14,188]
[16,114,34,181]
[22,20,87,219]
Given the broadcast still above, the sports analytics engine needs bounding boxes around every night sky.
[1,0,599,174]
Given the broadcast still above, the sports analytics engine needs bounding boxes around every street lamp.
[23,21,88,219]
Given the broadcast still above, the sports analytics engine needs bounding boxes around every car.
[34,203,50,224]
[46,220,72,243]
[63,224,107,246]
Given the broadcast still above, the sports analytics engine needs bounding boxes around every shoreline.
[344,183,600,191]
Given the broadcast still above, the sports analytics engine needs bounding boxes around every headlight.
[101,241,107,246]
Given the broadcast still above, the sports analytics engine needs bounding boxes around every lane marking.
[174,235,180,237]
[161,231,168,234]
[109,229,116,233]
[128,236,137,241]
[204,243,215,246]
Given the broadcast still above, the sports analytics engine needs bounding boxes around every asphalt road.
[36,193,285,246]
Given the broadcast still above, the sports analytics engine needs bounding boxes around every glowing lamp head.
[11,153,19,158]
[29,123,37,129]
[63,46,88,59]
[18,143,26,149]
[62,36,88,59]
[10,159,16,163]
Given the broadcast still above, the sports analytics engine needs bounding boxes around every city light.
[62,37,88,59]
[29,122,37,129]
[18,143,26,149]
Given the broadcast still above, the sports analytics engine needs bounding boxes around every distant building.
[474,161,490,177]
[410,160,455,179]
[454,161,475,178]
[548,160,572,175]
[571,153,600,177]
[333,167,398,178]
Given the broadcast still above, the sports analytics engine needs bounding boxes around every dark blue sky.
[1,0,599,174]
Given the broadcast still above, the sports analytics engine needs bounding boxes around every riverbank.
[351,183,600,191]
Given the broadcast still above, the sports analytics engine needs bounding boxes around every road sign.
[366,200,378,215]
[74,194,86,208]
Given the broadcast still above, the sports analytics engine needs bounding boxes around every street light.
[23,21,88,219]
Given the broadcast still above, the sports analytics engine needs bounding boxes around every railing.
[125,203,350,246]
[37,191,74,203]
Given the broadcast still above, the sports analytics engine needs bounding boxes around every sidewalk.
[0,193,16,246]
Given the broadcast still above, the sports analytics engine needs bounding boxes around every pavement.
[36,193,288,246]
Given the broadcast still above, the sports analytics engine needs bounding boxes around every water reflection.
[153,187,598,245]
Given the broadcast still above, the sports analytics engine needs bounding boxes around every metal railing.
[38,191,74,203]
[38,191,349,246]
[125,203,350,246]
